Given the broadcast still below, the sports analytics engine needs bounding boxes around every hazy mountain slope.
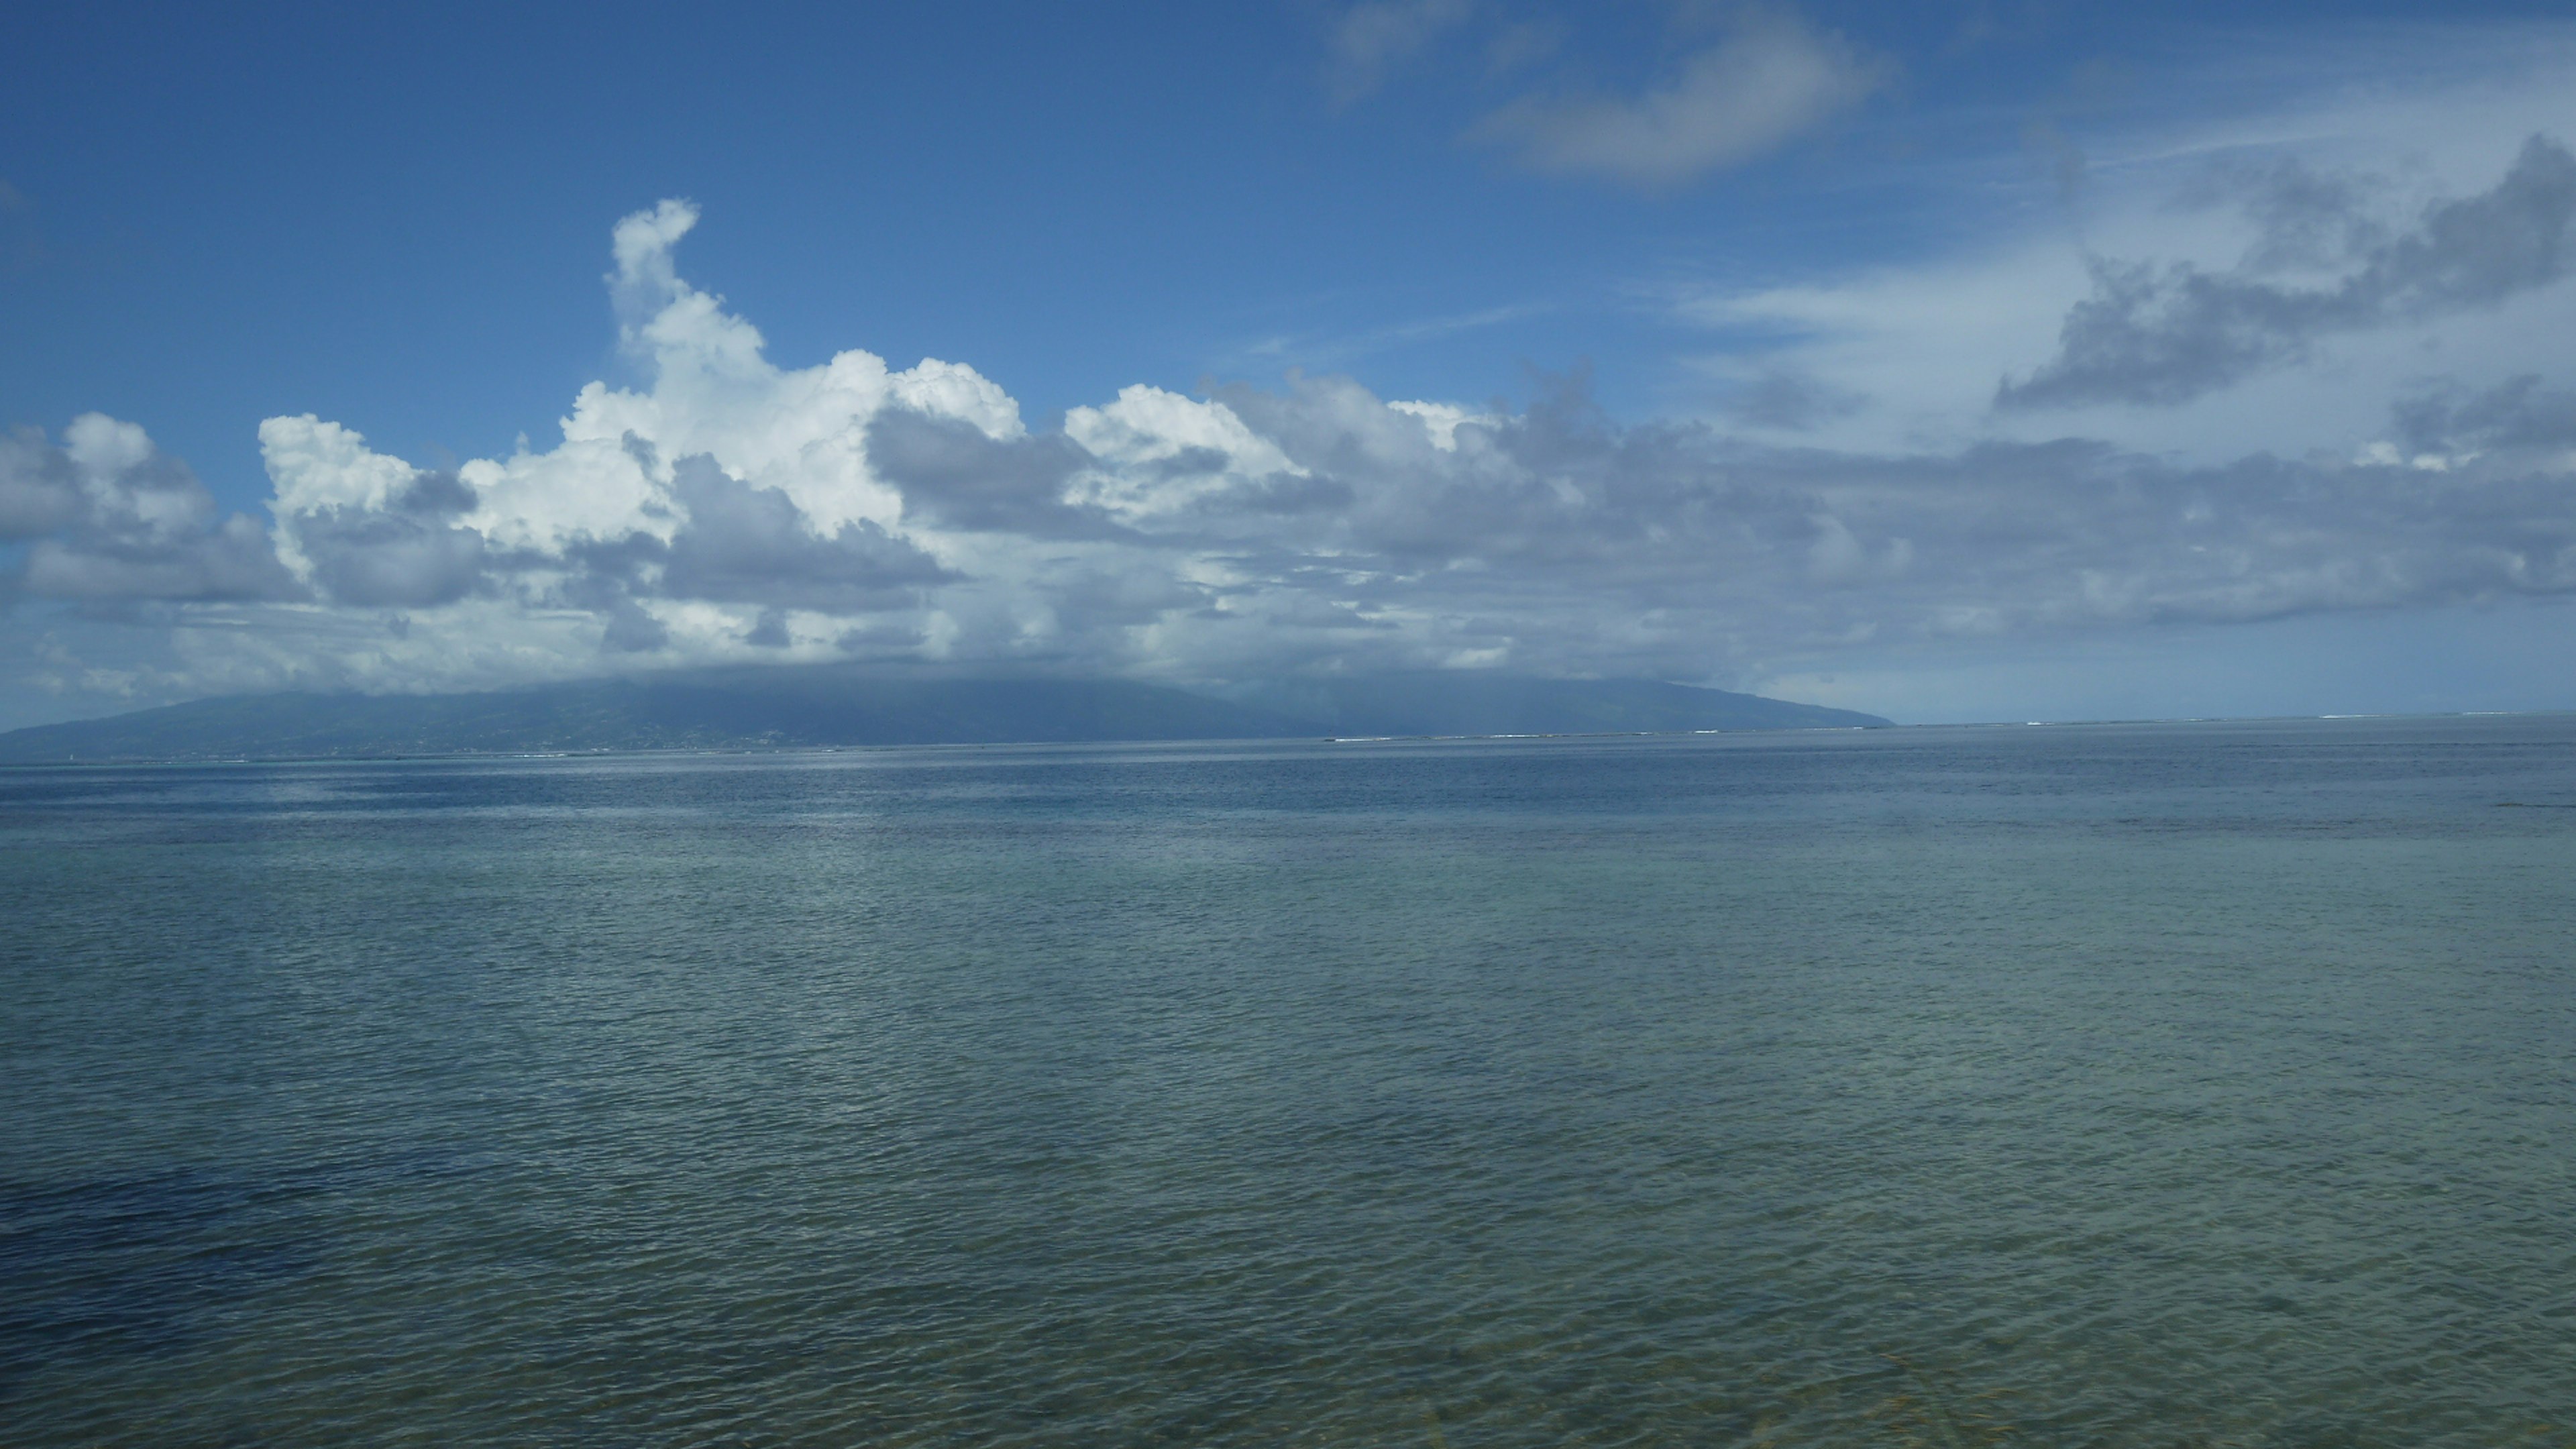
[0,669,1890,763]
[1257,674,1889,737]
[0,673,1320,763]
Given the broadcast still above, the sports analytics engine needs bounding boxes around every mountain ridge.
[0,667,1890,763]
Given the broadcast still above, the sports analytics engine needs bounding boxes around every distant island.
[0,667,1890,763]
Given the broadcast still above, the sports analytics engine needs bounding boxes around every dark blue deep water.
[4,716,2574,1446]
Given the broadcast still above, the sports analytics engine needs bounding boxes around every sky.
[5,0,2576,729]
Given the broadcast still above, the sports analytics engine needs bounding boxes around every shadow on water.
[0,1169,325,1392]
[0,1153,456,1395]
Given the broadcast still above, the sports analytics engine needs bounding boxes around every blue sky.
[6,0,2576,726]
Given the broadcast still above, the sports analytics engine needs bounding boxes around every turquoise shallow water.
[3,716,2574,1446]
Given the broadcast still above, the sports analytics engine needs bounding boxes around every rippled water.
[5,716,2575,1446]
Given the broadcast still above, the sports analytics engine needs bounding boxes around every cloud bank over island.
[7,110,2576,725]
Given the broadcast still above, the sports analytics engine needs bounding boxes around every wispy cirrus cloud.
[1324,0,1476,106]
[1230,301,1546,374]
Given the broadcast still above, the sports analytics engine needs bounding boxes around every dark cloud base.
[2002,135,2576,409]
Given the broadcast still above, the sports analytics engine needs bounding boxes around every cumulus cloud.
[866,409,1109,537]
[2,415,297,604]
[655,455,957,610]
[291,498,488,609]
[1470,10,1883,186]
[256,417,488,609]
[226,199,1024,665]
[2001,134,2576,409]
[0,428,86,539]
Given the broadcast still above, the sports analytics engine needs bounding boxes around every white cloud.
[1389,400,1491,451]
[1471,10,1884,186]
[3,415,295,604]
[1064,385,1304,521]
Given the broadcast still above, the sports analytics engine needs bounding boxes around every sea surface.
[3,716,2573,1446]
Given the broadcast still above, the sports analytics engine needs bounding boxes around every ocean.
[4,715,2573,1446]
